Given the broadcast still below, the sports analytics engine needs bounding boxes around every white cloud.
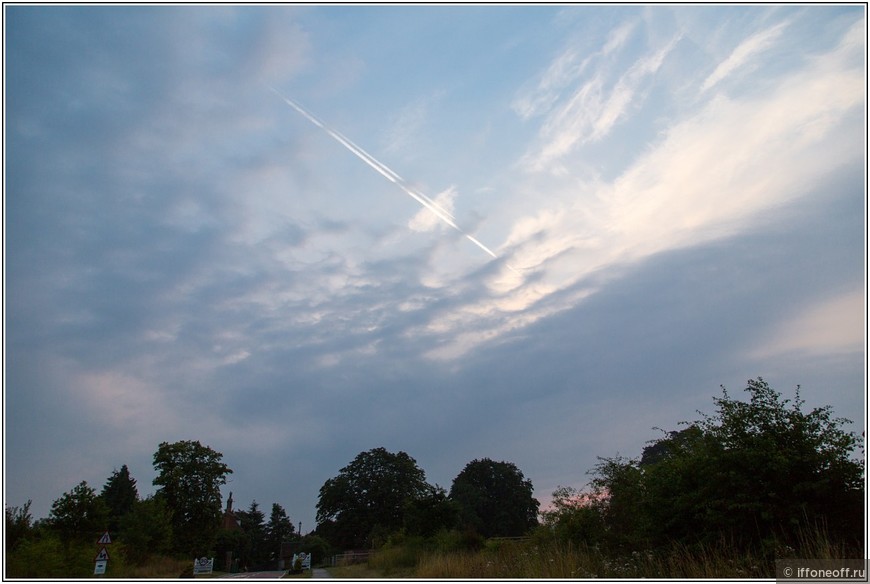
[701,21,789,94]
[512,20,635,121]
[521,32,681,171]
[419,17,864,360]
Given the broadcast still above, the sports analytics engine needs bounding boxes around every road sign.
[97,531,112,545]
[94,560,107,575]
[95,547,110,562]
[193,557,214,575]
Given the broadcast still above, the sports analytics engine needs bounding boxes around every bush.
[433,529,484,553]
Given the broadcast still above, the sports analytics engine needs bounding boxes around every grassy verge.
[326,563,389,578]
[351,529,858,579]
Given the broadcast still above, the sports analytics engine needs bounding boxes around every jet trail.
[269,87,500,260]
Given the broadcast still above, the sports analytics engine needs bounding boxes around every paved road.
[312,568,332,579]
[219,571,288,579]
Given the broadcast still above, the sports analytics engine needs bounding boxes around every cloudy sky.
[5,5,866,533]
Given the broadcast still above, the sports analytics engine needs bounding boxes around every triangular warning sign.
[97,531,112,545]
[95,547,110,562]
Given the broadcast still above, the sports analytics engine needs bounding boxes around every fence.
[329,550,373,566]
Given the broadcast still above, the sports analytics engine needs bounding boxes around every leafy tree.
[403,485,460,538]
[100,464,138,532]
[152,440,233,555]
[589,378,864,553]
[5,499,34,552]
[298,533,333,566]
[47,481,109,543]
[118,495,174,564]
[265,503,295,563]
[316,447,430,549]
[449,458,539,538]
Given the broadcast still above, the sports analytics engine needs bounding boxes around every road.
[219,571,287,579]
[218,568,332,579]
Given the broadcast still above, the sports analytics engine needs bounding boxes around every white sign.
[94,560,107,575]
[94,547,110,562]
[193,557,214,575]
[97,531,112,545]
[292,552,311,570]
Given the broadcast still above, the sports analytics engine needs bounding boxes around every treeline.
[313,449,540,550]
[542,378,863,568]
[4,439,319,578]
[313,378,863,576]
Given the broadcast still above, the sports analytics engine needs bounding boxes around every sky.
[4,5,866,536]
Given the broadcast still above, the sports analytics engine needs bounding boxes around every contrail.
[269,86,502,261]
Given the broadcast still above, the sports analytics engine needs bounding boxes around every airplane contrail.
[269,86,502,261]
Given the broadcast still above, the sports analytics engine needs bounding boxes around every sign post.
[94,531,111,576]
[93,546,110,575]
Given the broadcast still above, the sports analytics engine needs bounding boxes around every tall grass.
[115,556,191,578]
[412,528,853,579]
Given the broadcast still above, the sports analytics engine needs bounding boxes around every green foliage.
[299,533,333,566]
[316,447,431,549]
[449,458,540,538]
[5,499,34,552]
[571,378,864,555]
[100,464,138,533]
[152,439,232,555]
[2,526,133,578]
[403,485,460,537]
[236,499,269,568]
[118,495,174,564]
[47,481,109,543]
[265,502,295,562]
[432,528,485,552]
[539,486,604,546]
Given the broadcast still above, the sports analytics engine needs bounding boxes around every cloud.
[5,6,864,534]
[512,20,636,121]
[700,20,789,93]
[416,16,865,360]
[519,28,681,172]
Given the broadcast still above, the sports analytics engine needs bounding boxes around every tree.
[236,500,268,569]
[539,486,604,546]
[5,499,34,552]
[100,465,138,532]
[403,485,460,538]
[47,481,109,543]
[152,440,233,555]
[118,495,173,564]
[265,503,295,563]
[449,458,539,538]
[590,378,865,553]
[316,447,430,549]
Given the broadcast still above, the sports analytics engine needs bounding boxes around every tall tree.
[47,481,109,543]
[265,503,295,562]
[100,465,138,532]
[449,458,539,538]
[236,500,268,569]
[152,440,232,555]
[316,447,430,549]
